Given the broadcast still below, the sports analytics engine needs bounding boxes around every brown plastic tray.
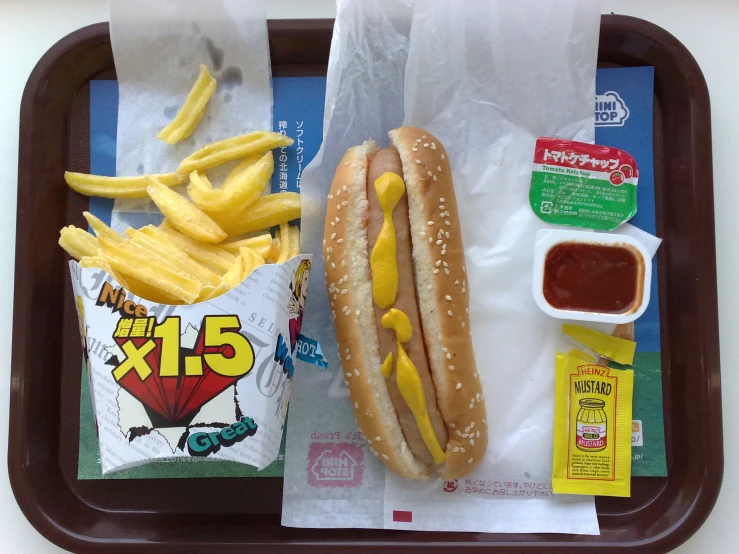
[10,16,721,553]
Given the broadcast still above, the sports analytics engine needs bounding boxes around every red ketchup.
[543,242,640,313]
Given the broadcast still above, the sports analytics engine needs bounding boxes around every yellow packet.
[552,352,634,497]
[562,323,636,365]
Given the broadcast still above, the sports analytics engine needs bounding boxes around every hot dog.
[324,126,487,479]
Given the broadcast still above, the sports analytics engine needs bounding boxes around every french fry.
[212,192,301,236]
[65,172,184,198]
[222,155,260,189]
[59,226,100,260]
[98,235,202,304]
[146,177,226,243]
[122,274,181,305]
[269,237,281,262]
[157,65,216,145]
[144,226,235,274]
[186,171,220,210]
[190,152,273,213]
[126,227,221,287]
[83,212,126,245]
[205,247,266,301]
[176,131,293,175]
[221,233,273,259]
[288,226,301,259]
[78,255,130,289]
[276,223,291,264]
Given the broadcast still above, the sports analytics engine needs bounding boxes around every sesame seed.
[336,189,341,197]
[375,436,381,441]
[443,261,449,267]
[435,260,442,267]
[382,454,389,460]
[323,239,326,246]
[427,221,434,226]
[427,171,433,177]
[441,154,445,159]
[340,289,347,294]
[341,200,348,206]
[424,143,429,147]
[462,433,469,438]
[462,287,466,293]
[330,222,335,227]
[328,194,333,199]
[422,135,427,139]
[442,347,448,352]
[438,166,442,171]
[342,185,347,191]
[446,232,450,238]
[446,353,451,359]
[450,422,456,428]
[456,383,462,390]
[354,369,360,376]
[416,160,421,164]
[338,279,343,285]
[470,403,474,409]
[440,197,446,202]
[328,247,334,253]
[474,372,478,378]
[436,239,443,245]
[448,365,455,370]
[416,138,422,143]
[460,447,465,453]
[433,175,437,181]
[466,308,469,313]
[445,221,451,226]
[441,250,446,256]
[453,447,460,453]
[427,285,433,290]
[455,280,460,285]
[346,354,351,360]
[446,295,452,301]
[463,265,467,273]
[346,372,352,377]
[468,458,474,464]
[428,237,433,243]
[456,430,462,436]
[337,238,344,243]
[420,204,425,210]
[477,430,481,437]
[465,426,470,432]
[330,233,336,239]
[355,402,358,409]
[483,418,487,424]
[355,310,360,316]
[434,269,440,274]
[462,322,466,328]
[336,216,340,222]
[341,260,346,267]
[431,143,437,150]
[412,147,417,151]
[476,393,481,400]
[331,263,336,269]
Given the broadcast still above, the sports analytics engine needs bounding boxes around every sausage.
[366,148,449,464]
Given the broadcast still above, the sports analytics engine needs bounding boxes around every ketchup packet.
[530,137,638,230]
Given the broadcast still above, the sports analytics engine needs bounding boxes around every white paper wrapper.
[283,0,606,534]
[108,0,272,231]
[71,257,311,475]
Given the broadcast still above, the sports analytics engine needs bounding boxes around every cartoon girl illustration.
[288,259,311,353]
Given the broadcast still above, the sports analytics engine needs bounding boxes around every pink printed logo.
[307,442,364,488]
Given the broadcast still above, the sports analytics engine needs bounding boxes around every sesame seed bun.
[323,128,487,480]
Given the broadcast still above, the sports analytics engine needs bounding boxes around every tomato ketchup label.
[530,137,638,231]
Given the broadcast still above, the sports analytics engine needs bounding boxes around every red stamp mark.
[307,442,364,488]
[443,479,458,492]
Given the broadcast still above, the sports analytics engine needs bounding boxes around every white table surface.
[0,0,735,551]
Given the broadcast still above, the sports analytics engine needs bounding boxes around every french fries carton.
[69,255,317,475]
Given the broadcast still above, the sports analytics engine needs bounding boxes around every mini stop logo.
[307,442,364,488]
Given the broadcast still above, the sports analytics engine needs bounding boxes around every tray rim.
[9,15,722,553]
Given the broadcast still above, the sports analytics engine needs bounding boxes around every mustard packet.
[552,352,634,497]
[562,324,636,365]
